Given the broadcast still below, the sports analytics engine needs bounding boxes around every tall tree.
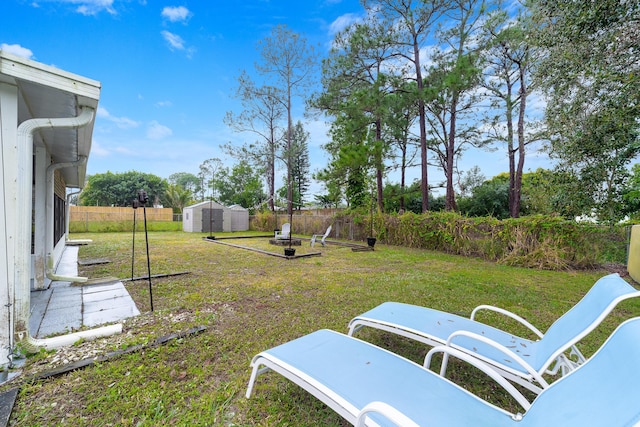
[425,0,486,211]
[289,121,311,210]
[198,158,223,202]
[530,0,640,223]
[224,71,284,211]
[384,82,420,212]
[256,24,317,217]
[164,184,194,214]
[480,4,541,218]
[364,0,452,212]
[310,18,396,212]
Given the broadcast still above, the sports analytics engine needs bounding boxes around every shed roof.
[0,50,101,188]
[185,200,227,210]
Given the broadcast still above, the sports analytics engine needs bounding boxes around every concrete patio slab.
[30,245,140,338]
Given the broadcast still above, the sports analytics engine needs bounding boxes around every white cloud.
[97,106,139,129]
[161,6,191,23]
[160,30,196,58]
[114,146,136,155]
[146,120,172,139]
[161,30,185,50]
[329,13,361,35]
[44,0,117,15]
[0,43,34,59]
[89,140,109,156]
[155,100,173,108]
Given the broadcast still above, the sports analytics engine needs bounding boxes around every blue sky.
[1,0,553,198]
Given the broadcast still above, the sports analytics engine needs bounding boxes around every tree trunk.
[287,84,293,217]
[506,92,517,218]
[400,144,407,211]
[512,61,528,218]
[446,98,458,211]
[415,36,429,212]
[375,119,384,212]
[268,127,275,212]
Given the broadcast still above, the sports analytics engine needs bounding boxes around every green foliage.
[379,212,626,269]
[214,160,266,211]
[314,178,343,208]
[622,164,640,220]
[251,210,625,269]
[250,211,277,231]
[288,121,311,209]
[168,172,201,196]
[458,177,510,219]
[164,184,194,214]
[531,0,640,224]
[79,171,168,207]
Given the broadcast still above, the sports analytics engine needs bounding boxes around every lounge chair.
[246,318,640,426]
[274,223,290,240]
[348,273,640,393]
[310,225,332,247]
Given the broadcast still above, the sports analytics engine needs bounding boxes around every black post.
[209,199,213,238]
[143,205,154,312]
[131,200,138,280]
[137,190,153,312]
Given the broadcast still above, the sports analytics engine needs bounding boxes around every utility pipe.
[45,157,88,283]
[26,324,123,352]
[14,106,122,351]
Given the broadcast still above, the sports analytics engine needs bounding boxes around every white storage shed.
[229,204,250,231]
[182,201,249,232]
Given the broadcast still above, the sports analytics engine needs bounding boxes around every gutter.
[14,106,123,351]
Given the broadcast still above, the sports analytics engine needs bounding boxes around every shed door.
[202,208,223,232]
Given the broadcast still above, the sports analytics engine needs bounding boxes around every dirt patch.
[602,263,629,278]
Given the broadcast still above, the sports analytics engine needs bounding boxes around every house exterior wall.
[51,170,67,275]
[1,50,101,366]
[0,81,19,365]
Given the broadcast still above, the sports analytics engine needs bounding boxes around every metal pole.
[143,205,154,312]
[131,205,136,280]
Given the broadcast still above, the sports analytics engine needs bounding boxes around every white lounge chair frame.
[247,318,640,426]
[310,225,332,247]
[348,273,640,393]
[274,223,290,240]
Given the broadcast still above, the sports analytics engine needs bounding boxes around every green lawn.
[5,231,639,426]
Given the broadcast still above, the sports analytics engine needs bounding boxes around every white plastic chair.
[274,223,290,240]
[310,225,332,247]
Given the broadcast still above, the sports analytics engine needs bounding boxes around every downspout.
[14,106,122,352]
[45,157,88,283]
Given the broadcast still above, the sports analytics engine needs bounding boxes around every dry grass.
[3,231,638,426]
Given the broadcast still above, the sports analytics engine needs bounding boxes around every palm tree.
[164,184,194,214]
